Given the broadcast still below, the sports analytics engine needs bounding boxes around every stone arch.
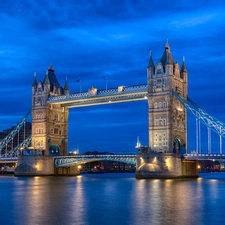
[48,144,60,156]
[173,138,181,153]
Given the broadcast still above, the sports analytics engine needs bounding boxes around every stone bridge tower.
[147,41,188,153]
[31,64,69,156]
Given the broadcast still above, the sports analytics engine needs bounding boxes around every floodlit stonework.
[31,64,69,156]
[147,41,188,153]
[135,42,198,179]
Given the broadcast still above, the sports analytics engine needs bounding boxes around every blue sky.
[0,0,225,153]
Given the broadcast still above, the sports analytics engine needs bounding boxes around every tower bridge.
[1,41,225,178]
[29,41,188,157]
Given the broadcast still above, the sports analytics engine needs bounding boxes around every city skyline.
[0,1,225,153]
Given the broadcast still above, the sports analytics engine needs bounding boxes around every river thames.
[0,173,225,225]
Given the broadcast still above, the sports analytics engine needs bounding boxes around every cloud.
[0,0,225,152]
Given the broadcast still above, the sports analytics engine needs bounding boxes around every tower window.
[54,114,59,121]
[54,128,59,134]
[157,79,161,86]
[157,69,162,74]
[163,119,166,125]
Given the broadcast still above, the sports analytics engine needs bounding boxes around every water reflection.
[1,173,225,225]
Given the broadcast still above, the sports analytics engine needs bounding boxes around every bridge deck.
[47,84,148,108]
[184,154,225,160]
[54,154,137,167]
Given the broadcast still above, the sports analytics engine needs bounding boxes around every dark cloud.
[0,0,225,152]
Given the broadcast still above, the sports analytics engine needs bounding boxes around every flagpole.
[76,79,82,94]
[104,76,107,91]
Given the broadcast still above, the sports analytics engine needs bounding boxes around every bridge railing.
[48,84,148,103]
[54,154,137,167]
[184,153,225,160]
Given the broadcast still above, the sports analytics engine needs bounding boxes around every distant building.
[83,160,135,173]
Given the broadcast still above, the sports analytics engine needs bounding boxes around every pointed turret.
[43,70,50,93]
[147,51,155,78]
[180,56,187,80]
[160,40,174,65]
[64,76,69,95]
[43,70,50,85]
[48,62,54,72]
[45,63,61,95]
[181,56,187,72]
[32,72,37,87]
[32,72,37,95]
[147,51,155,68]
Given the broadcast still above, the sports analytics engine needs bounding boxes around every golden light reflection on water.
[22,177,50,225]
[132,178,206,225]
[6,173,225,225]
[17,176,86,225]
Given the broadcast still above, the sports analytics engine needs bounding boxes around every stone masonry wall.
[136,153,198,179]
[14,156,55,176]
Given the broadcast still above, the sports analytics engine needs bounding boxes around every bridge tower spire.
[31,63,69,156]
[147,41,188,153]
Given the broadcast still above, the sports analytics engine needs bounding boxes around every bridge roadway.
[1,154,225,167]
[54,154,137,167]
[47,84,148,107]
[184,154,225,160]
[56,153,225,167]
[0,158,18,163]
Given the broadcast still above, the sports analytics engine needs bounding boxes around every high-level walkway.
[48,84,148,107]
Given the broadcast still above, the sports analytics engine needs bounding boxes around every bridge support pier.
[136,152,199,179]
[14,156,55,176]
[14,156,81,176]
[55,166,80,176]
